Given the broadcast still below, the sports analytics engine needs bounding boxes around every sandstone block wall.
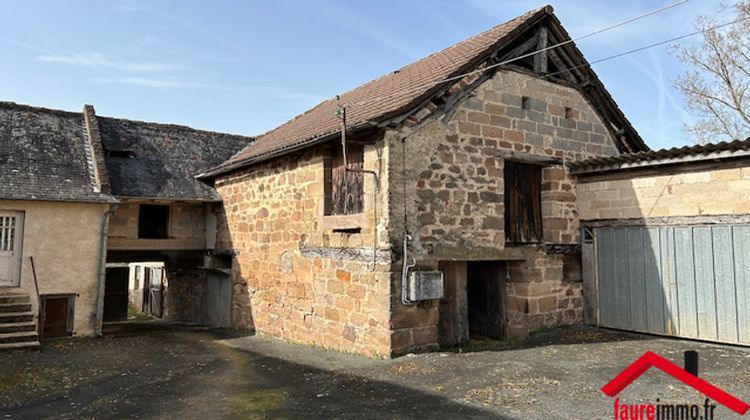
[578,166,750,220]
[387,70,620,350]
[215,140,394,357]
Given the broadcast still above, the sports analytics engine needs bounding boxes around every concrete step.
[0,321,36,334]
[0,331,38,344]
[0,303,32,313]
[0,294,31,304]
[0,312,34,323]
[0,340,40,351]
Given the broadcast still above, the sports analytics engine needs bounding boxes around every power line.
[541,16,748,82]
[340,0,690,109]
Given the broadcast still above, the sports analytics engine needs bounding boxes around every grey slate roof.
[0,102,115,203]
[98,116,252,201]
[569,138,750,174]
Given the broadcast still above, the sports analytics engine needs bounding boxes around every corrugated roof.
[569,138,750,174]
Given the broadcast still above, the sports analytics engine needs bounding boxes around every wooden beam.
[581,214,750,228]
[534,26,548,74]
[547,49,577,84]
[497,150,562,166]
[498,33,539,62]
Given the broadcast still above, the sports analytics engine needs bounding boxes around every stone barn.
[199,6,650,357]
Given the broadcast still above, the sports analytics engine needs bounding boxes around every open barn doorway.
[439,260,506,347]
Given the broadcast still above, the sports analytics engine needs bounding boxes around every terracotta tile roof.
[569,138,750,174]
[204,6,549,177]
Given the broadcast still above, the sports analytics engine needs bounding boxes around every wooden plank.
[596,229,614,327]
[627,229,647,331]
[692,227,718,340]
[674,227,698,338]
[733,226,750,344]
[496,150,562,166]
[644,228,666,334]
[438,261,469,347]
[533,26,548,74]
[661,227,679,335]
[712,226,738,342]
[613,229,631,329]
[581,214,750,228]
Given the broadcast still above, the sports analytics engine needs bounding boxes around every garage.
[573,139,750,346]
[594,225,750,344]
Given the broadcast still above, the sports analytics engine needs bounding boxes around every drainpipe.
[94,205,115,336]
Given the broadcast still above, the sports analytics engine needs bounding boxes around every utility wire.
[339,0,690,109]
[541,16,749,82]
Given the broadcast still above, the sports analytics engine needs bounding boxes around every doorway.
[438,260,506,347]
[104,267,129,322]
[467,261,506,339]
[41,294,75,338]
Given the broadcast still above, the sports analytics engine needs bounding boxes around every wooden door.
[438,261,469,347]
[0,212,23,287]
[467,261,506,339]
[42,295,74,338]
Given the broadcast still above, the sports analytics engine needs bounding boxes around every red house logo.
[601,351,750,415]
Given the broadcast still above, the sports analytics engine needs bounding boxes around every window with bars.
[0,216,16,252]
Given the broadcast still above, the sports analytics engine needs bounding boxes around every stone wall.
[387,69,620,349]
[578,166,750,220]
[214,139,394,357]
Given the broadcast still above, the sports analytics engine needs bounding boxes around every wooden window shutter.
[504,161,542,243]
[327,143,364,215]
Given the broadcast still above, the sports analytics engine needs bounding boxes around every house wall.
[214,139,394,357]
[107,200,208,250]
[387,70,620,350]
[0,199,109,336]
[578,166,750,220]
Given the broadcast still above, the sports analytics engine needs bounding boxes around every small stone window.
[504,161,542,244]
[564,107,575,119]
[138,204,170,239]
[521,96,530,110]
[324,143,364,216]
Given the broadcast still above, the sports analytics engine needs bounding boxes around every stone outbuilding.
[199,6,650,357]
[0,102,116,349]
[572,139,750,346]
[0,102,251,348]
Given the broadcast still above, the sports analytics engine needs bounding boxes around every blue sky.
[0,0,731,150]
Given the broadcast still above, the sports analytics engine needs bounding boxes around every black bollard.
[684,350,698,377]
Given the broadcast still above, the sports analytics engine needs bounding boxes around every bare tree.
[672,2,750,144]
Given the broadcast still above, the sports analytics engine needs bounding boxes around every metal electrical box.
[407,271,444,301]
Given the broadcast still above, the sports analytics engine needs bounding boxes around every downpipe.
[401,234,417,305]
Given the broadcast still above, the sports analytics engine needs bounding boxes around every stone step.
[0,312,34,324]
[0,341,40,351]
[0,303,31,313]
[0,294,31,304]
[0,331,38,344]
[0,321,36,334]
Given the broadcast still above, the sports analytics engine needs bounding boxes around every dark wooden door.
[104,267,129,322]
[438,261,469,347]
[42,296,72,338]
[467,261,506,339]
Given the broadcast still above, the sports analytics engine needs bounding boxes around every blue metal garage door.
[595,225,750,344]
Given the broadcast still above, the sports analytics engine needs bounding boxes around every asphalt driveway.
[2,323,749,419]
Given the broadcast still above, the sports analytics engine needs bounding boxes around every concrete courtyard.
[1,323,749,419]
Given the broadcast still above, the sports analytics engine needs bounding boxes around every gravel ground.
[2,323,750,419]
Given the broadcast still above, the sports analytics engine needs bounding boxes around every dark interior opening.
[103,267,129,322]
[467,261,506,339]
[138,204,169,239]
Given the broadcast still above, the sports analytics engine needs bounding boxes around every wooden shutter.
[504,161,542,243]
[328,144,364,215]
